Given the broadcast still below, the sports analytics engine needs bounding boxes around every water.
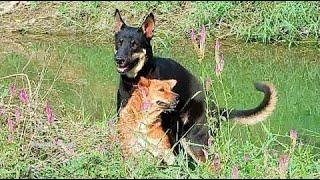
[1,34,319,147]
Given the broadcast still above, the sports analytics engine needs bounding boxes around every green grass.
[0,2,320,177]
[59,1,320,45]
[4,1,319,45]
[0,32,320,178]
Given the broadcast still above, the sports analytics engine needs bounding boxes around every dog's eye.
[131,40,137,48]
[159,88,165,92]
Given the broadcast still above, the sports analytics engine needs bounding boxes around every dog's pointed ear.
[166,79,177,89]
[114,9,126,33]
[138,77,150,96]
[138,77,151,88]
[141,13,155,39]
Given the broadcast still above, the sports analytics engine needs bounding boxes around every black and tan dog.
[113,9,277,164]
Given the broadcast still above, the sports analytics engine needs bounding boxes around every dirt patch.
[0,1,30,15]
[0,36,27,57]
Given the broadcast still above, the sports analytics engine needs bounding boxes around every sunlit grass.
[1,33,320,178]
[6,1,318,45]
[1,1,320,178]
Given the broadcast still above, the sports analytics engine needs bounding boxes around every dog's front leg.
[180,99,210,164]
[117,89,121,113]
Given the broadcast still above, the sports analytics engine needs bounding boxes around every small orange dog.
[117,77,178,165]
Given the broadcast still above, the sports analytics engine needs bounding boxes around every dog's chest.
[129,120,162,153]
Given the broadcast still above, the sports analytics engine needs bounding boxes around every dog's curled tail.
[220,82,277,125]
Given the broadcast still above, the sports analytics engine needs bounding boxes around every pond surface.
[1,34,319,147]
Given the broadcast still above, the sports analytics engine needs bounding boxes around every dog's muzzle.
[115,56,129,73]
[156,93,179,111]
[115,56,140,74]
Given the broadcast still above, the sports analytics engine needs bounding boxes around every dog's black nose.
[115,56,125,65]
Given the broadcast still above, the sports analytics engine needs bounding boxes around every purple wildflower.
[0,107,5,116]
[9,84,17,97]
[221,54,225,68]
[278,154,289,178]
[215,63,222,76]
[199,25,206,46]
[97,146,106,153]
[7,118,15,132]
[289,129,298,141]
[215,39,225,76]
[19,89,29,105]
[15,108,21,123]
[231,166,239,179]
[215,63,221,75]
[45,101,54,124]
[218,54,225,75]
[190,28,196,43]
[215,38,221,64]
[199,25,206,56]
[290,129,298,147]
[54,138,59,145]
[215,38,221,52]
[54,138,63,146]
[8,134,14,142]
[66,147,75,156]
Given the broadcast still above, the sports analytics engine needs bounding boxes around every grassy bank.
[1,1,319,45]
[1,1,320,178]
[0,68,319,178]
[0,35,320,178]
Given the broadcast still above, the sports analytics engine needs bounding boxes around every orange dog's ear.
[166,79,177,89]
[138,77,150,96]
[138,77,151,88]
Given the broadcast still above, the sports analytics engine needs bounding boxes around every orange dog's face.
[137,77,178,113]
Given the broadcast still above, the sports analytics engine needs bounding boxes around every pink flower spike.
[190,28,196,42]
[215,63,222,76]
[289,129,298,141]
[220,54,225,70]
[289,129,298,147]
[0,107,5,116]
[45,101,54,124]
[199,25,206,46]
[15,108,21,123]
[278,154,289,177]
[9,84,17,97]
[7,118,15,132]
[215,38,221,51]
[19,89,29,105]
[8,134,14,143]
[215,40,225,76]
[231,166,239,179]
